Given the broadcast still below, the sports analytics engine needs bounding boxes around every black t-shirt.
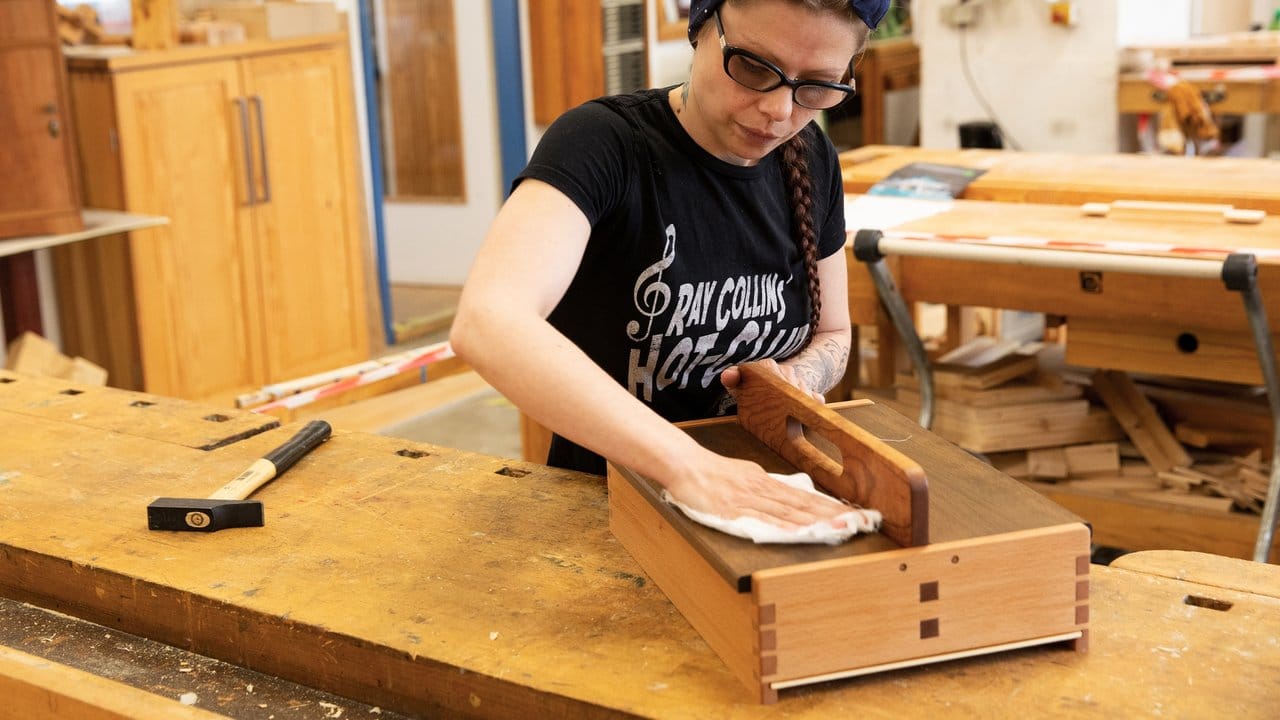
[514,86,846,474]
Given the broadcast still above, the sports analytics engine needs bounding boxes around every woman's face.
[682,0,859,166]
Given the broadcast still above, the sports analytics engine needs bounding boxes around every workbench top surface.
[841,145,1280,212]
[1,371,1277,717]
[847,194,1280,261]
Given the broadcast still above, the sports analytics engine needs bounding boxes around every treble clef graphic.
[627,224,677,342]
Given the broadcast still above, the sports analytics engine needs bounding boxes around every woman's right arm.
[451,180,852,529]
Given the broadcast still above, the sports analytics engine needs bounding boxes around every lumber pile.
[55,3,129,45]
[874,338,1124,453]
[864,336,1275,516]
[985,367,1272,515]
[3,332,107,386]
[991,443,1271,515]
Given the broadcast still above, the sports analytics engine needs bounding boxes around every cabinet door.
[528,0,605,125]
[112,61,266,400]
[242,46,370,381]
[0,0,81,238]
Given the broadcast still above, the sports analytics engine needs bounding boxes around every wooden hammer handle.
[208,420,332,500]
[735,363,928,547]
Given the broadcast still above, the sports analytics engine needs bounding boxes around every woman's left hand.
[721,359,824,403]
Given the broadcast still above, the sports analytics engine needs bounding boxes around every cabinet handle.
[234,97,256,207]
[251,95,271,204]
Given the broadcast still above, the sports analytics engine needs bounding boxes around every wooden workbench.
[852,37,920,146]
[1,371,1277,717]
[841,145,1280,213]
[1121,32,1280,106]
[845,196,1280,385]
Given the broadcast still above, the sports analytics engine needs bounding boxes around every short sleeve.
[812,127,847,260]
[513,101,634,227]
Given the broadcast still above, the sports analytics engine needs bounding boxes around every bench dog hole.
[1184,595,1233,612]
[131,400,156,408]
[496,467,531,478]
[396,449,429,459]
[204,414,231,422]
[0,378,15,384]
[60,389,83,396]
[1175,332,1199,354]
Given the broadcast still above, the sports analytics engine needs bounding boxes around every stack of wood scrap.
[989,369,1274,515]
[55,4,129,45]
[874,338,1124,453]
[3,332,107,386]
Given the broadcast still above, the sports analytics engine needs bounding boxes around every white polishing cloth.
[661,472,882,545]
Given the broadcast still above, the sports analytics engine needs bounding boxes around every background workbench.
[0,371,1276,717]
[841,145,1280,213]
[840,195,1280,563]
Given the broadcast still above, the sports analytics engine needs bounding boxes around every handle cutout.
[788,415,844,479]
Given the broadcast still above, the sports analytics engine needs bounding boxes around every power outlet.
[940,1,981,29]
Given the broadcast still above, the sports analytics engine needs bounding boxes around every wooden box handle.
[1081,199,1264,224]
[735,363,929,547]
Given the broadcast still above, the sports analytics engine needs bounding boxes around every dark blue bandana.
[687,0,891,44]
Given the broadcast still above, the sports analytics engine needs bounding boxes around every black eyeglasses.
[714,11,855,111]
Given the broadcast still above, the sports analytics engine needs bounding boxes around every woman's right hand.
[661,447,850,530]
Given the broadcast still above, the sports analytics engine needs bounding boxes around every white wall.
[918,0,1119,153]
[383,2,503,286]
[1117,0,1191,44]
[1256,0,1280,25]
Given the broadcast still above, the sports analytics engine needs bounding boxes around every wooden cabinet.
[0,0,82,238]
[54,36,370,403]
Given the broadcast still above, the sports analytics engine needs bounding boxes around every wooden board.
[1110,549,1280,599]
[1,381,1278,715]
[1068,316,1279,385]
[735,364,928,547]
[844,196,1280,332]
[1125,32,1280,65]
[1024,481,1280,563]
[1091,370,1192,473]
[0,596,410,719]
[841,145,1280,214]
[0,645,229,720]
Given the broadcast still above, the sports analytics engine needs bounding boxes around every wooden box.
[607,366,1091,703]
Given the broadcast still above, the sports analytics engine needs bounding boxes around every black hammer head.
[147,498,264,532]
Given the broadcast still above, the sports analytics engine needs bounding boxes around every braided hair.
[779,131,822,349]
[767,0,867,352]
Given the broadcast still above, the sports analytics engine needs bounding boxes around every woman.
[451,0,887,529]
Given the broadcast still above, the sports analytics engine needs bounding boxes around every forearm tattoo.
[786,335,850,394]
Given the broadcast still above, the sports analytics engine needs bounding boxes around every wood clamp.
[1081,199,1265,224]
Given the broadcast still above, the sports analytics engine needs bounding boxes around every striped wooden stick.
[243,342,456,413]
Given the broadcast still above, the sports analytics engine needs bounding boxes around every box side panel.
[754,523,1090,682]
[607,467,766,699]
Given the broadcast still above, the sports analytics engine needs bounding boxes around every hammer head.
[147,498,264,532]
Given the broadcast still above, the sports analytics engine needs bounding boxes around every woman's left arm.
[779,251,852,396]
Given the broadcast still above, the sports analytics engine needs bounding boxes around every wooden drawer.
[1065,316,1279,385]
[609,401,1089,703]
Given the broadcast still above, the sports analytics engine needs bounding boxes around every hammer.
[147,420,332,532]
